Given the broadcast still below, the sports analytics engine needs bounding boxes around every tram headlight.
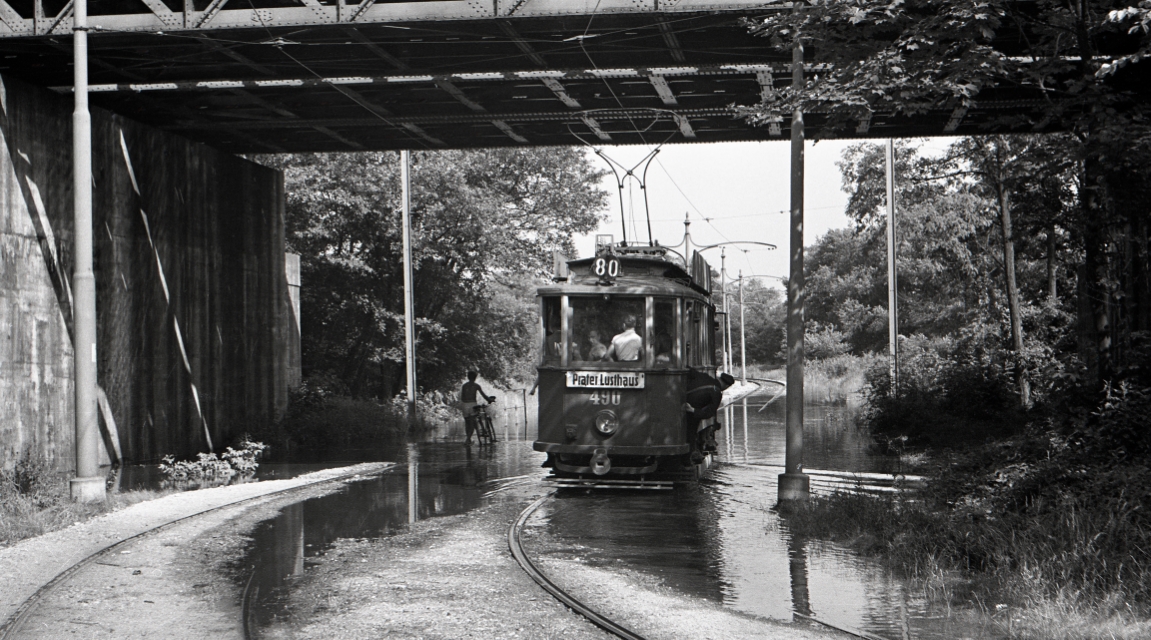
[594,410,619,436]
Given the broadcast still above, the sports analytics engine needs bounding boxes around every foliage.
[262,375,454,459]
[158,437,269,486]
[805,353,879,405]
[0,450,56,505]
[786,379,1151,630]
[252,148,608,399]
[862,335,1026,445]
[742,0,1151,386]
[742,0,1151,142]
[1,452,166,548]
[728,278,786,364]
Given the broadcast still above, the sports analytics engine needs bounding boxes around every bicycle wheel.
[481,415,496,443]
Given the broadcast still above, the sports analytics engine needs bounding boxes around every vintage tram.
[533,241,723,486]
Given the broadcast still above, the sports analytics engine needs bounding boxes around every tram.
[533,239,723,486]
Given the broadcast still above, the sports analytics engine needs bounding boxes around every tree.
[729,279,787,365]
[743,0,1151,386]
[256,149,608,398]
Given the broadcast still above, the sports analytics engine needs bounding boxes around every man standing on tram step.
[460,371,496,445]
[684,371,736,456]
[606,314,643,361]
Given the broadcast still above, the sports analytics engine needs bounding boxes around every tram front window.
[570,296,645,365]
[542,297,562,365]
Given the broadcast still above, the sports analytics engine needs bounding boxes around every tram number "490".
[588,390,622,406]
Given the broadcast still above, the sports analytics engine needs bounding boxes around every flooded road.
[239,399,990,640]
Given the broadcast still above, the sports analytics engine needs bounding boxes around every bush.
[158,437,269,488]
[862,334,1025,446]
[805,353,877,405]
[267,374,453,458]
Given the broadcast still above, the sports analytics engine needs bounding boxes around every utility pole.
[739,272,747,384]
[401,150,417,423]
[70,0,103,503]
[885,139,900,390]
[779,40,810,502]
[720,249,732,373]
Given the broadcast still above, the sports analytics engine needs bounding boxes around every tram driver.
[605,314,643,361]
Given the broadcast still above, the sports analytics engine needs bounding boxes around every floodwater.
[238,394,996,640]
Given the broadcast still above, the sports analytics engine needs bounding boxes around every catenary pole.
[70,0,103,503]
[720,249,732,373]
[401,150,417,423]
[779,40,810,502]
[885,139,900,389]
[739,272,747,384]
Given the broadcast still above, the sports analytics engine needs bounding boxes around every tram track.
[508,493,649,640]
[0,463,392,640]
[508,489,896,640]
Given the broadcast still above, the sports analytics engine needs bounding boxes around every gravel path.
[0,462,390,633]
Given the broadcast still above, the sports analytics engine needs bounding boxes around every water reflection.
[237,395,974,640]
[532,399,979,640]
[240,442,540,636]
[788,532,812,618]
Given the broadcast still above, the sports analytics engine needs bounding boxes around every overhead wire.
[244,0,433,150]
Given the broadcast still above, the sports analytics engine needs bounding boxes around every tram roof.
[0,3,1117,153]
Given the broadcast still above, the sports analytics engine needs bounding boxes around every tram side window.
[542,297,562,365]
[652,298,676,368]
[686,300,701,367]
[570,296,646,365]
[694,303,713,368]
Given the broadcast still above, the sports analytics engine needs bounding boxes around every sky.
[573,138,952,290]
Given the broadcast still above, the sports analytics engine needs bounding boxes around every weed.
[158,436,268,488]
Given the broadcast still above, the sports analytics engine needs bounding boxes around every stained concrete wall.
[0,73,291,469]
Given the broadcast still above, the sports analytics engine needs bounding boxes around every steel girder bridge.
[0,0,1058,502]
[0,0,1047,152]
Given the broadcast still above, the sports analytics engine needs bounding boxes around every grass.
[0,478,167,548]
[779,487,1151,639]
[743,354,875,405]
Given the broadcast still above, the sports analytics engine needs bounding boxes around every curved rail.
[0,465,389,640]
[508,495,648,640]
[510,492,895,640]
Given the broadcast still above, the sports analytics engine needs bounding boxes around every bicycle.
[468,404,498,445]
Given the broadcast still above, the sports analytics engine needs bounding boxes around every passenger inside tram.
[570,296,646,364]
[605,314,643,361]
[586,329,608,361]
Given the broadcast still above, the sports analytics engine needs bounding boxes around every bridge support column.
[70,0,104,503]
[779,40,809,503]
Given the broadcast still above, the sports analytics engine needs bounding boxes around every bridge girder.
[0,4,1077,152]
[0,0,769,36]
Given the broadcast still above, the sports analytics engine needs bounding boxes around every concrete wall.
[0,73,291,469]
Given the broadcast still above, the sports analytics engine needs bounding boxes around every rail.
[0,464,392,639]
[509,492,898,640]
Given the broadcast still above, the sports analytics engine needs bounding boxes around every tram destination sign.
[566,371,645,389]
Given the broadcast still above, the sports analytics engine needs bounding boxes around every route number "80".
[594,257,621,279]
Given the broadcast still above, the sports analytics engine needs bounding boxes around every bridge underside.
[0,1,1062,152]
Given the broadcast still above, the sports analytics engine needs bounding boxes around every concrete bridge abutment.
[0,73,296,473]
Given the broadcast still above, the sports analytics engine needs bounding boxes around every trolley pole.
[779,39,810,502]
[401,150,417,423]
[70,0,104,503]
[739,272,747,384]
[885,139,900,390]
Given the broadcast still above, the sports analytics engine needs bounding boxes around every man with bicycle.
[460,370,496,445]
